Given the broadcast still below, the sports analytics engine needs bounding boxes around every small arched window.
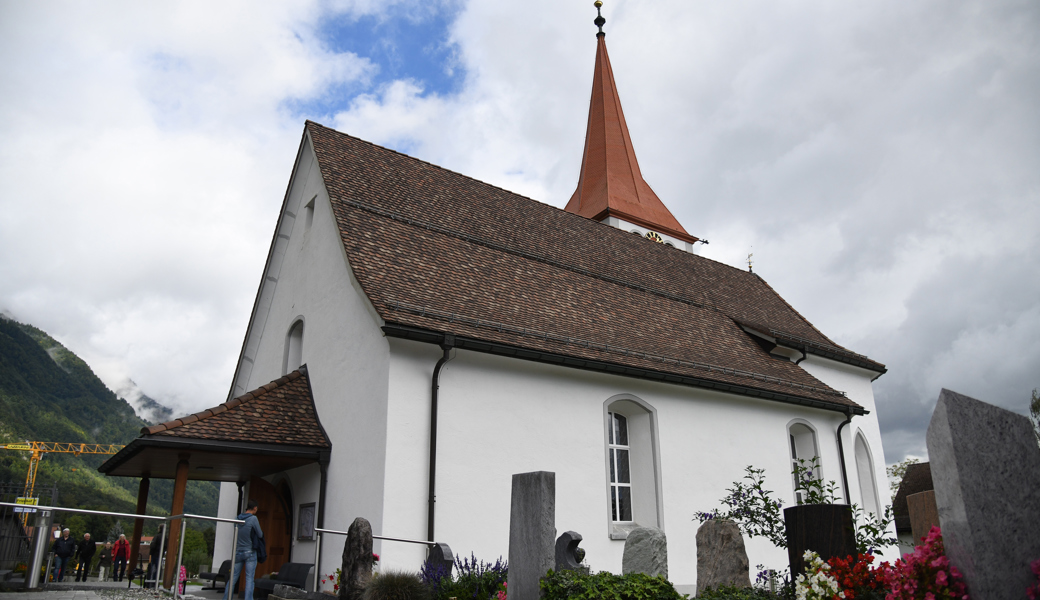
[604,396,662,538]
[284,320,304,375]
[855,433,880,516]
[788,421,820,503]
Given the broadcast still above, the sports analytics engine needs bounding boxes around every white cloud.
[1,0,1037,465]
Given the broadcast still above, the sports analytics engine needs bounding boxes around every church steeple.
[566,1,701,250]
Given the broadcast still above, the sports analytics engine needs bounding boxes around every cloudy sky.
[1,0,1037,464]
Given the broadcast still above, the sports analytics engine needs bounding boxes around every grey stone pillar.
[927,388,1040,600]
[507,471,556,600]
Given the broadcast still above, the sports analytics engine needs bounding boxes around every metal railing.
[0,501,242,600]
[311,527,436,592]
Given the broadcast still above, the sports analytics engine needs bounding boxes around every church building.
[103,5,893,592]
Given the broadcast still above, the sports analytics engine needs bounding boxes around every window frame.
[603,394,664,539]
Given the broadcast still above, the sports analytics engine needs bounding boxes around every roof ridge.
[307,120,747,275]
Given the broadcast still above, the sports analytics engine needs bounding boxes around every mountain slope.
[0,315,219,536]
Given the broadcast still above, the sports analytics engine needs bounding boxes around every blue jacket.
[236,513,262,554]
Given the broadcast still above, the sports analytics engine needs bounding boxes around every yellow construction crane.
[0,442,125,500]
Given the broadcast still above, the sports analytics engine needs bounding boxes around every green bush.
[363,570,430,600]
[182,549,211,578]
[541,570,685,600]
[698,585,785,600]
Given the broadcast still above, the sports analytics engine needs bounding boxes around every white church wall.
[798,355,898,562]
[213,481,240,569]
[374,340,855,589]
[216,136,393,581]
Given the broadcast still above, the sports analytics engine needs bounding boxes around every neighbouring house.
[892,462,934,555]
[101,19,895,591]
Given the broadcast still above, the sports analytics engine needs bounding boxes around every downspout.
[836,408,854,504]
[428,334,455,544]
[316,453,329,589]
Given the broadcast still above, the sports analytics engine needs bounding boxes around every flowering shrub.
[1026,559,1040,600]
[321,568,341,592]
[695,466,787,548]
[826,553,887,600]
[695,460,897,555]
[884,527,967,600]
[794,550,844,600]
[421,552,507,600]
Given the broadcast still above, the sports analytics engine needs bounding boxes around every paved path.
[0,582,223,600]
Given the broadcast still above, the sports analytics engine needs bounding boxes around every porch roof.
[98,366,330,481]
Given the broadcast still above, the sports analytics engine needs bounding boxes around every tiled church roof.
[143,367,330,448]
[306,121,884,411]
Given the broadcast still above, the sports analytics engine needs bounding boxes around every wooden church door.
[246,476,292,579]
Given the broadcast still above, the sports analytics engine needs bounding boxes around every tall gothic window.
[788,422,820,504]
[855,432,880,516]
[608,411,632,522]
[284,320,304,375]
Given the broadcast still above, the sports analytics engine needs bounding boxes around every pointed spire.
[566,2,699,245]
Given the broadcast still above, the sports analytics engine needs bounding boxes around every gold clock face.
[645,231,663,243]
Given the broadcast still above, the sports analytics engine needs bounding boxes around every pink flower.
[935,570,947,587]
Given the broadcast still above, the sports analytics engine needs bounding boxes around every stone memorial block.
[273,584,329,600]
[696,519,750,594]
[339,517,374,600]
[507,471,556,600]
[906,490,939,545]
[784,504,856,579]
[927,388,1040,600]
[621,527,668,579]
[555,531,583,572]
[427,542,454,577]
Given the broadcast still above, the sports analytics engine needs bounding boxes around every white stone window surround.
[602,394,664,540]
[283,317,305,376]
[787,418,821,504]
[854,429,881,516]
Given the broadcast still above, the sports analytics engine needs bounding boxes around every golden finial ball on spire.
[594,0,606,35]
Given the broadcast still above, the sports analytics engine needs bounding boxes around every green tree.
[886,457,920,503]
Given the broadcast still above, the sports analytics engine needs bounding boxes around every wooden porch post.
[163,454,190,589]
[128,476,150,579]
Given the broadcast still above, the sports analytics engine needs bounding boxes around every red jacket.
[113,539,130,559]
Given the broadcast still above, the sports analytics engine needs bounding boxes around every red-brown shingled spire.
[566,1,699,245]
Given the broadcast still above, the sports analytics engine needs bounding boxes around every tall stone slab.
[926,388,1040,600]
[696,519,750,594]
[339,517,374,600]
[622,527,668,579]
[508,472,556,600]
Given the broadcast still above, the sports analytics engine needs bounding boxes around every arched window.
[855,432,880,516]
[788,421,820,503]
[604,396,662,538]
[284,320,304,375]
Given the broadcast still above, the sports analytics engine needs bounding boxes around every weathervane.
[594,0,606,36]
[747,250,754,273]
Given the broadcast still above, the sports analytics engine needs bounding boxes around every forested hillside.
[0,315,218,538]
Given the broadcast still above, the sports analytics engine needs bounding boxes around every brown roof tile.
[144,367,330,448]
[305,121,884,410]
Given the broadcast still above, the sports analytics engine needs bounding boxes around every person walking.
[74,532,96,581]
[147,525,165,585]
[112,534,130,582]
[223,500,262,600]
[51,528,77,582]
[97,542,113,581]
